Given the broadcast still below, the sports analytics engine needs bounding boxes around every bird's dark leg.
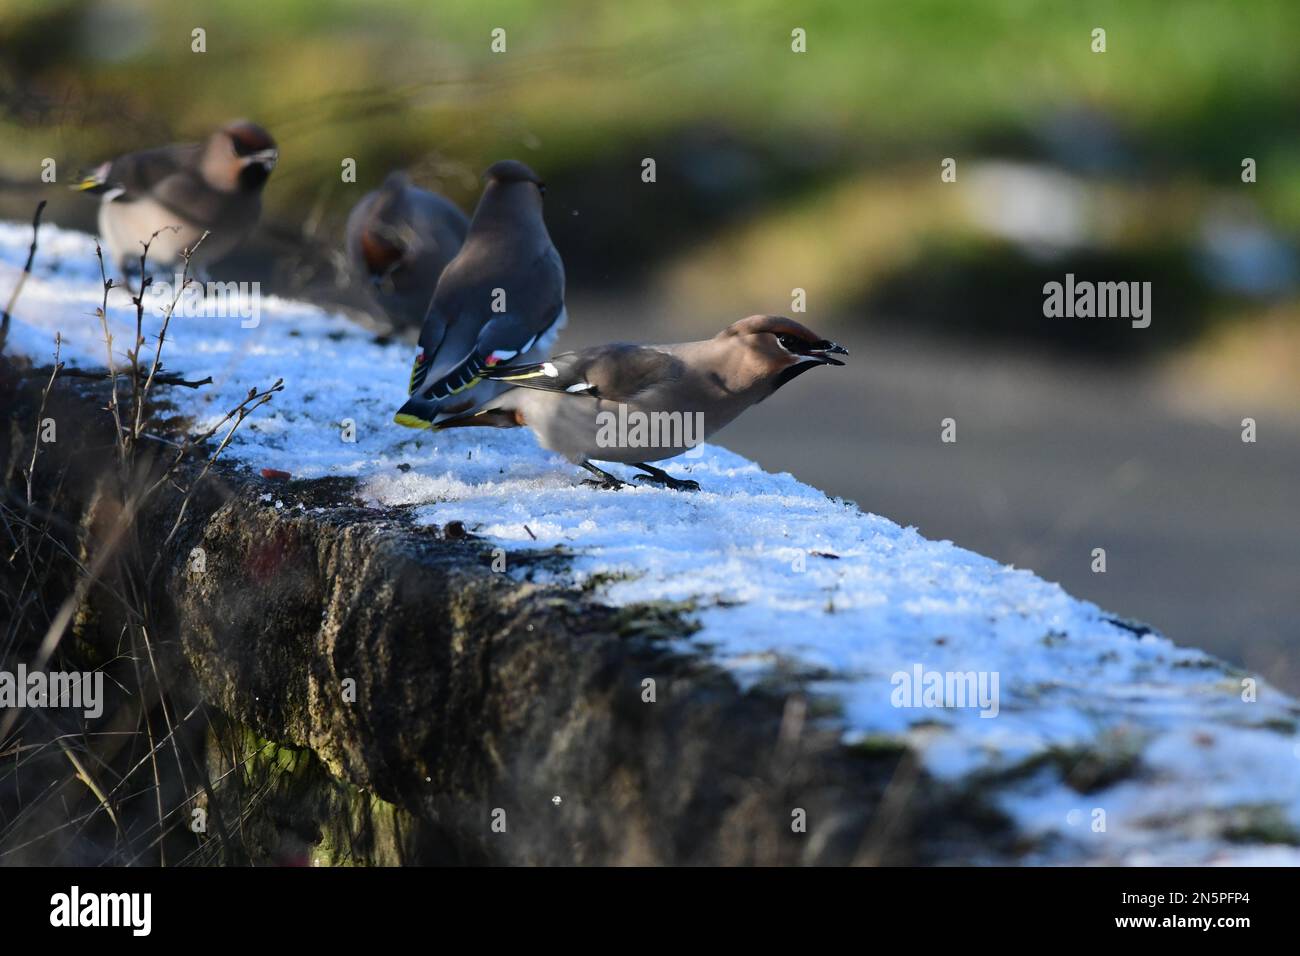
[579,461,628,490]
[632,462,701,492]
[117,259,142,297]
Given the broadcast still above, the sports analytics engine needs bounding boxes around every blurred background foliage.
[1,0,1298,687]
[3,0,1298,334]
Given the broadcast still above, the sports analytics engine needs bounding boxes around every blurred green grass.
[3,0,1298,215]
[1,0,1297,373]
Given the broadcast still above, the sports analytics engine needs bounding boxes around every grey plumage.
[344,171,469,331]
[432,315,848,490]
[74,120,278,275]
[394,160,565,428]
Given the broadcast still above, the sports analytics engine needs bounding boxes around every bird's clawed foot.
[632,463,701,492]
[580,461,629,491]
[633,474,701,492]
[581,477,628,491]
[114,265,143,298]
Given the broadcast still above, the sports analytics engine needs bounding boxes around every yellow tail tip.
[394,412,433,430]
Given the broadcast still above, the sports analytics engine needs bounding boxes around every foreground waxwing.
[394,159,565,427]
[430,315,848,491]
[73,120,278,276]
[344,171,470,331]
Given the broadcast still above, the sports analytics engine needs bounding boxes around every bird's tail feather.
[394,396,437,430]
[394,394,521,431]
[407,350,431,394]
[431,408,521,431]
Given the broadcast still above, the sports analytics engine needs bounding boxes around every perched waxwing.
[344,171,470,331]
[394,160,565,427]
[72,120,278,275]
[430,315,848,490]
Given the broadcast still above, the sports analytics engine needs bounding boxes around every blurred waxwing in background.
[344,171,470,332]
[73,119,277,277]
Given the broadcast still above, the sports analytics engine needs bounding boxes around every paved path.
[566,297,1300,694]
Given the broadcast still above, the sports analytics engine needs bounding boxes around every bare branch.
[94,241,127,466]
[132,226,206,443]
[0,199,47,353]
[26,366,213,389]
[139,231,209,429]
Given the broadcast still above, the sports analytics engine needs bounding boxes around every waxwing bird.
[430,315,848,491]
[72,120,278,276]
[394,159,565,427]
[344,171,470,332]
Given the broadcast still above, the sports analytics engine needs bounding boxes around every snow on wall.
[3,221,1297,864]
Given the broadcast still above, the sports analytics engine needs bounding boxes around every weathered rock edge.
[6,366,1014,865]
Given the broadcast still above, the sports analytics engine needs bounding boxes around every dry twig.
[0,199,46,353]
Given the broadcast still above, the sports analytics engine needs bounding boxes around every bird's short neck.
[694,338,774,403]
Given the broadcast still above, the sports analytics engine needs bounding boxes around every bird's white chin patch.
[248,149,279,168]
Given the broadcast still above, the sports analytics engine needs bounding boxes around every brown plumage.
[434,315,847,490]
[74,120,278,275]
[343,171,470,331]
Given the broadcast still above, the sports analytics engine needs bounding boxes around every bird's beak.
[800,340,848,366]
